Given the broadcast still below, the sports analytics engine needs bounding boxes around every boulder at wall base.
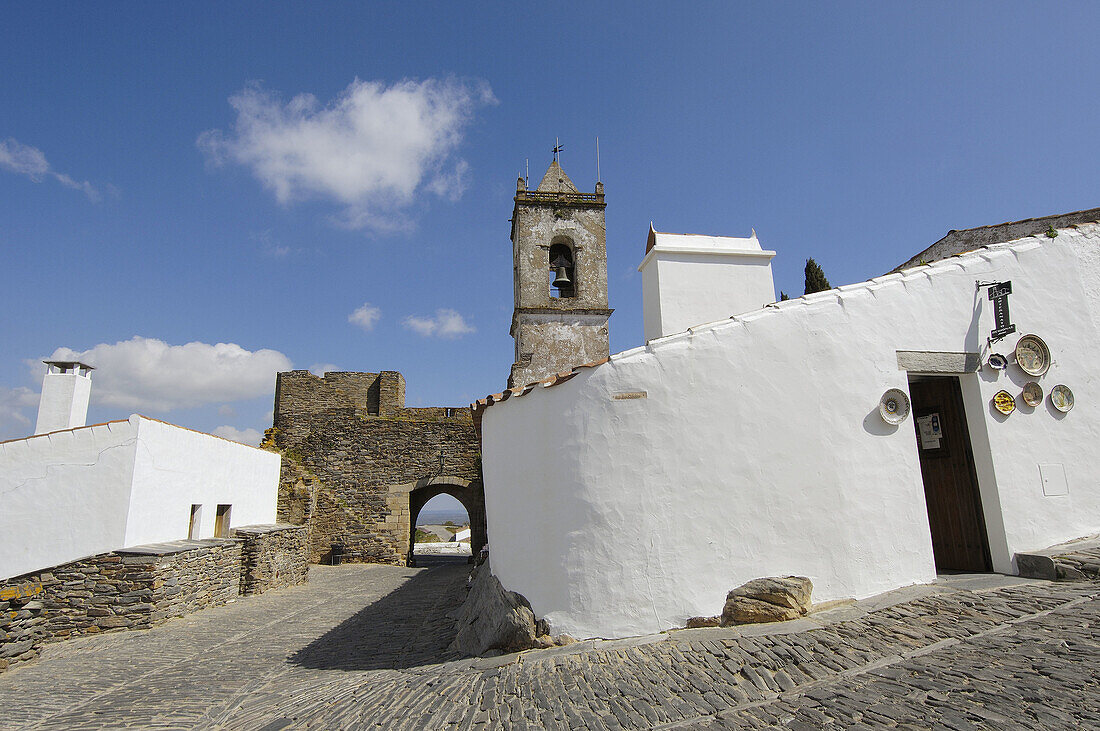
[721,576,813,626]
[449,560,537,656]
[449,560,575,656]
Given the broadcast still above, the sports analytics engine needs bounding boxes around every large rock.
[449,560,538,656]
[721,576,813,626]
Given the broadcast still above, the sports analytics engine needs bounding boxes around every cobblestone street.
[0,559,1098,730]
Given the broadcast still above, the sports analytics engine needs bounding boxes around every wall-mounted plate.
[986,353,1009,371]
[993,390,1016,415]
[1050,384,1074,413]
[879,388,910,424]
[1021,381,1043,407]
[1015,334,1051,377]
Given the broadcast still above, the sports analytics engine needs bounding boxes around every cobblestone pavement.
[0,558,1098,730]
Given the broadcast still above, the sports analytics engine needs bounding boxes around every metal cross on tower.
[552,138,564,162]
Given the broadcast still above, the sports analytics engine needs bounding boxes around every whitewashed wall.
[125,417,280,545]
[639,232,776,341]
[34,370,92,434]
[0,415,281,581]
[482,225,1100,640]
[0,419,137,580]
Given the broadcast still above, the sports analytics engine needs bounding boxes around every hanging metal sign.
[986,281,1016,341]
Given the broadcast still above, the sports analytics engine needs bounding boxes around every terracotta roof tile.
[470,356,614,416]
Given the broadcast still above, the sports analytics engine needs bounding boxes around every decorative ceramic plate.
[1015,334,1051,376]
[1021,381,1043,407]
[986,353,1009,371]
[1050,384,1074,413]
[993,390,1016,415]
[879,388,911,424]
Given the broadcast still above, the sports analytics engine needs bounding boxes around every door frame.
[899,352,1013,573]
[908,374,992,572]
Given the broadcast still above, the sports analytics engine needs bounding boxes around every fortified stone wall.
[234,524,310,595]
[270,370,485,566]
[0,539,242,672]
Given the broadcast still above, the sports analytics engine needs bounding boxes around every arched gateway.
[270,369,484,566]
[407,476,486,566]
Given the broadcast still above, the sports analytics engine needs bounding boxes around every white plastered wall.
[0,419,137,580]
[1,415,281,581]
[483,225,1100,640]
[124,417,280,545]
[639,232,777,341]
[34,370,92,434]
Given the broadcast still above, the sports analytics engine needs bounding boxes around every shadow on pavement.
[289,563,471,671]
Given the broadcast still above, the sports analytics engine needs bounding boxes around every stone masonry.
[270,370,485,566]
[0,538,241,672]
[233,524,310,595]
[509,160,613,388]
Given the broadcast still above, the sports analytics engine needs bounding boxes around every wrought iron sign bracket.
[977,280,1016,344]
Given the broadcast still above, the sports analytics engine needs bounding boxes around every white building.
[639,226,777,341]
[477,214,1100,640]
[1,362,281,581]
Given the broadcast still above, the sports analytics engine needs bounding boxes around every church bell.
[552,265,572,289]
[551,252,573,290]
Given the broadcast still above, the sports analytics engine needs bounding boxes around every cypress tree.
[804,258,831,294]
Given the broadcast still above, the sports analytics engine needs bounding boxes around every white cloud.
[0,138,48,179]
[217,404,237,418]
[252,230,293,257]
[348,303,381,331]
[402,309,475,339]
[212,425,263,446]
[0,386,39,438]
[197,77,495,230]
[44,336,292,412]
[0,138,101,201]
[309,363,339,376]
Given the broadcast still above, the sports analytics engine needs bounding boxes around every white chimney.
[638,226,777,342]
[35,360,94,435]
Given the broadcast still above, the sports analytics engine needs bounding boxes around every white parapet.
[638,227,776,342]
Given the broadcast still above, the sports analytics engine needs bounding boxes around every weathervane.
[552,138,564,162]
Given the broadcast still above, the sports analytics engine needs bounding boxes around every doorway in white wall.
[188,504,202,539]
[908,375,992,572]
[214,504,232,538]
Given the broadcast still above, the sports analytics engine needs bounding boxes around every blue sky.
[4,2,1100,447]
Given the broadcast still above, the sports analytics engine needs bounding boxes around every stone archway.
[407,476,486,567]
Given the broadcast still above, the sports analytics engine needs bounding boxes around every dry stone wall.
[1,526,305,673]
[271,370,485,566]
[0,539,240,672]
[234,524,309,595]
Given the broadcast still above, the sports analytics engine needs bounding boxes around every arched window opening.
[549,242,576,298]
[412,493,471,564]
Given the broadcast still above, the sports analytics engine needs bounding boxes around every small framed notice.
[916,413,942,450]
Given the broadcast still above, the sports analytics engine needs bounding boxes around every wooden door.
[908,377,991,572]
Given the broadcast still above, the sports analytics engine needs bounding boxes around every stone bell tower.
[508,156,612,388]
